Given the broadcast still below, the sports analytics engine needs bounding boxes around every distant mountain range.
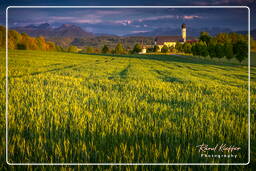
[12,23,256,47]
[126,27,256,39]
[126,27,232,37]
[13,23,93,38]
[14,23,255,38]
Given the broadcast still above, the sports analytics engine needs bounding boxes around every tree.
[0,26,58,51]
[191,41,208,57]
[47,41,56,51]
[161,45,169,53]
[0,31,2,47]
[215,33,231,44]
[153,45,160,52]
[86,46,94,53]
[132,43,142,54]
[199,32,211,45]
[183,42,192,54]
[0,26,5,48]
[19,33,31,50]
[169,46,176,53]
[102,45,109,54]
[198,41,208,57]
[111,49,116,54]
[36,36,48,50]
[115,43,125,54]
[207,38,218,58]
[215,43,225,58]
[191,43,199,56]
[17,32,39,50]
[251,37,256,52]
[224,43,233,59]
[208,42,216,58]
[233,41,248,62]
[8,30,21,49]
[68,46,78,52]
[16,43,27,50]
[56,45,64,52]
[229,32,240,44]
[175,42,183,52]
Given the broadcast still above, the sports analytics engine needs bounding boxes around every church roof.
[186,39,198,43]
[155,36,198,45]
[155,36,183,45]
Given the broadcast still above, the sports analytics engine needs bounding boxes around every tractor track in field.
[7,59,112,80]
[107,59,132,81]
[137,58,185,83]
[118,63,131,79]
[143,59,238,84]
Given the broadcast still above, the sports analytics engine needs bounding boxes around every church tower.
[181,23,186,42]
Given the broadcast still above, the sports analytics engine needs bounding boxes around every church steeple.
[181,23,186,42]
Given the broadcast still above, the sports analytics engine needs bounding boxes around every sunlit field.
[0,50,255,167]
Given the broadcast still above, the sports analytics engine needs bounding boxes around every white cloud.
[183,15,201,20]
[130,30,149,33]
[94,10,123,15]
[137,15,176,22]
[49,16,102,24]
[114,20,132,26]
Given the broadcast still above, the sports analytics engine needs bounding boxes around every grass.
[0,50,255,170]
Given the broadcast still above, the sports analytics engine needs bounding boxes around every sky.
[0,0,255,36]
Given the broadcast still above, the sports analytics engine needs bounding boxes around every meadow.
[0,50,255,169]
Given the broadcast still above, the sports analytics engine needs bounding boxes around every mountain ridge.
[13,23,93,38]
[125,27,234,37]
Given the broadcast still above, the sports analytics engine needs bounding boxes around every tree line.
[0,26,144,54]
[1,25,254,63]
[68,43,144,54]
[0,26,58,51]
[76,32,253,63]
[175,32,251,62]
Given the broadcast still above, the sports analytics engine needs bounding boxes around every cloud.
[94,10,124,15]
[183,15,201,19]
[112,15,176,27]
[114,20,132,26]
[49,16,102,24]
[130,30,149,33]
[137,15,175,22]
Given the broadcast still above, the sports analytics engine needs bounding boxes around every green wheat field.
[0,50,255,167]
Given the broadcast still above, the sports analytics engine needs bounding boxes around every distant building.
[181,23,186,42]
[154,23,196,51]
[139,23,197,54]
[140,46,147,54]
[154,36,183,49]
[140,45,152,54]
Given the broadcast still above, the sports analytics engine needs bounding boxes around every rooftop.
[155,36,184,45]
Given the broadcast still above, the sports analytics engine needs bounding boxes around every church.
[155,23,187,51]
[141,23,196,53]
